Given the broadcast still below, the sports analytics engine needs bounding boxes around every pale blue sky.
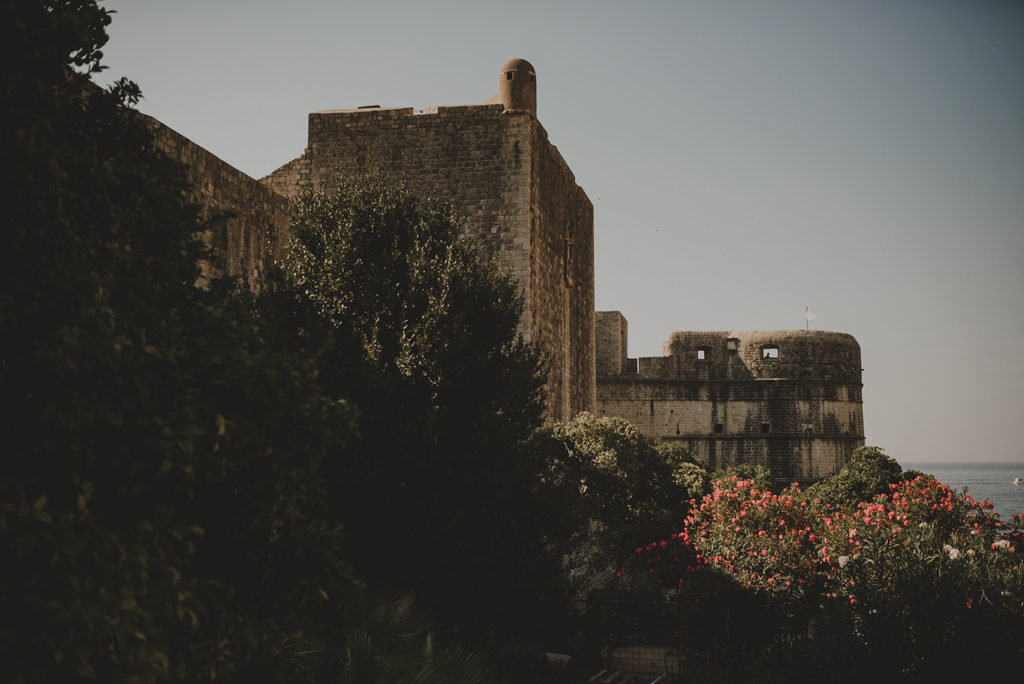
[98,0,1024,463]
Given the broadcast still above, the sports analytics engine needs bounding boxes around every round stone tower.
[498,58,536,115]
[597,325,865,482]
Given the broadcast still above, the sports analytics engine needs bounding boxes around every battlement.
[311,103,509,118]
[596,312,864,482]
[147,53,867,467]
[660,329,861,382]
[598,313,860,384]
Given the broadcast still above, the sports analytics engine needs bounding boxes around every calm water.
[899,461,1024,522]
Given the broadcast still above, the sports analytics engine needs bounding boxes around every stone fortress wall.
[261,59,595,423]
[144,114,290,286]
[142,57,864,478]
[596,311,864,481]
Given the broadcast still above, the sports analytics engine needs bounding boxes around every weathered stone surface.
[596,317,864,482]
[596,311,630,376]
[261,93,595,423]
[141,58,867,481]
[145,114,289,288]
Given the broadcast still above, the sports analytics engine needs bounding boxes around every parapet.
[662,329,862,382]
[597,312,861,384]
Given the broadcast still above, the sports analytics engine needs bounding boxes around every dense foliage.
[628,448,1024,679]
[259,178,554,635]
[529,414,695,595]
[803,445,904,509]
[1,2,360,681]
[7,3,1022,682]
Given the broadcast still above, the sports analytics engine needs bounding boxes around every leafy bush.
[629,465,1024,678]
[656,442,710,499]
[530,414,691,596]
[710,462,775,493]
[1,2,361,680]
[261,177,553,636]
[804,445,903,509]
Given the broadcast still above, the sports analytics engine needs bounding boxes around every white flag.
[805,308,817,321]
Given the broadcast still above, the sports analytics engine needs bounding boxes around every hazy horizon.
[98,0,1024,462]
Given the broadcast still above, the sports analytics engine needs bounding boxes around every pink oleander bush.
[626,469,1024,679]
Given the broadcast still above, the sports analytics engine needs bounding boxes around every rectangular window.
[714,423,724,434]
[761,422,772,434]
[762,345,779,359]
[696,346,710,361]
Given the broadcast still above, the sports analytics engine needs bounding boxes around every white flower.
[947,547,960,560]
[993,539,1010,549]
[838,555,850,567]
[967,549,975,557]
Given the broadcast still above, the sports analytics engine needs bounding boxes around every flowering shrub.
[628,472,1024,677]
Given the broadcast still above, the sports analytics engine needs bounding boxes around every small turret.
[497,58,536,115]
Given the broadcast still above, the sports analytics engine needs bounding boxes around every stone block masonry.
[261,62,595,423]
[141,56,867,481]
[596,316,864,482]
[145,114,290,288]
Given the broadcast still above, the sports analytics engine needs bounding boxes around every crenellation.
[597,315,864,482]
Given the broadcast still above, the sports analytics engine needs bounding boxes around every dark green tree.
[1,2,360,681]
[530,413,691,594]
[261,178,553,635]
[710,462,776,492]
[803,446,904,510]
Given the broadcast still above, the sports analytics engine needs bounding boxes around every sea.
[899,461,1024,522]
